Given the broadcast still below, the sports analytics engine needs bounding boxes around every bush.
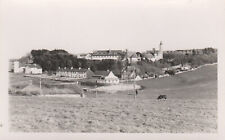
[165,70,175,75]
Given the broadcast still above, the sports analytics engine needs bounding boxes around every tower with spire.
[156,41,163,60]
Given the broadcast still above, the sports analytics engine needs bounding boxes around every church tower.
[157,41,163,60]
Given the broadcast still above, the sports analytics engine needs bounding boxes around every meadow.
[9,64,217,132]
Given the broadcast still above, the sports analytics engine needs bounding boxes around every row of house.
[56,68,120,84]
[56,67,94,79]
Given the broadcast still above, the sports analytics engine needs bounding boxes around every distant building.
[56,67,94,79]
[12,61,42,74]
[25,64,42,74]
[77,53,92,60]
[144,41,163,62]
[90,50,125,61]
[121,66,137,80]
[13,61,25,73]
[134,75,142,81]
[94,70,119,84]
[128,53,141,63]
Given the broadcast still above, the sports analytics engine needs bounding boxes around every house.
[121,66,138,80]
[90,50,125,61]
[128,53,141,63]
[56,67,94,79]
[142,53,154,61]
[134,75,142,81]
[25,64,42,74]
[95,70,120,84]
[77,53,92,60]
[13,61,25,73]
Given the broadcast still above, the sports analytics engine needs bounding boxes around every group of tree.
[28,47,217,75]
[30,49,123,74]
[162,47,217,67]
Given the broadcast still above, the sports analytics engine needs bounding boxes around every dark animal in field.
[157,95,167,100]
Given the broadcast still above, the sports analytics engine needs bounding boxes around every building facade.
[25,64,42,74]
[56,67,94,79]
[90,50,125,61]
[96,71,120,84]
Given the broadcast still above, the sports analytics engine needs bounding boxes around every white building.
[56,67,94,79]
[90,50,124,61]
[134,75,142,81]
[13,61,42,74]
[96,71,120,84]
[25,64,42,74]
[77,53,92,60]
[13,61,25,73]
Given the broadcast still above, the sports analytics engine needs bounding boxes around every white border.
[1,0,225,140]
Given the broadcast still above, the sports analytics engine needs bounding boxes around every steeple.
[159,41,163,51]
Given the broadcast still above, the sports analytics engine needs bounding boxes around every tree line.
[29,48,217,75]
[30,49,123,75]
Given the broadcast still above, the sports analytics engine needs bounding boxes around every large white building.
[91,50,124,61]
[77,50,125,61]
[13,61,42,74]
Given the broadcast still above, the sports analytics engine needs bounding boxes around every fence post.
[39,77,42,95]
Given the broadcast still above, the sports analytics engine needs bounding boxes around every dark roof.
[142,53,154,58]
[57,68,91,73]
[91,50,124,56]
[25,64,42,69]
[94,70,110,76]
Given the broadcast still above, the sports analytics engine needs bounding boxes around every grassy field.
[9,64,217,133]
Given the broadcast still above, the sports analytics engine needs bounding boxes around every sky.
[1,0,225,59]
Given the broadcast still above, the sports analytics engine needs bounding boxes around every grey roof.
[57,68,90,73]
[25,64,42,69]
[91,50,124,56]
[94,70,110,76]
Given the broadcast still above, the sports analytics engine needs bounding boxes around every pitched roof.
[91,50,124,56]
[105,71,119,79]
[94,70,110,76]
[143,53,154,59]
[25,64,42,69]
[57,68,90,73]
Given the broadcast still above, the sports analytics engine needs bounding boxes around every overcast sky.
[1,0,225,59]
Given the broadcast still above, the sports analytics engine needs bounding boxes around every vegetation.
[9,65,217,132]
[30,49,123,75]
[163,47,217,67]
[27,48,217,77]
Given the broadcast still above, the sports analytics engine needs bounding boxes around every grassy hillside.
[136,64,217,99]
[9,73,83,96]
[9,65,217,132]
